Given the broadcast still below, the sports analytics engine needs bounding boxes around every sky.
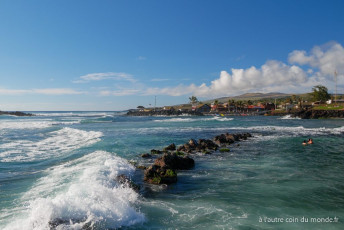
[0,0,344,111]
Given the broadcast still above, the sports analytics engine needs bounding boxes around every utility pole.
[154,96,157,112]
[334,70,338,106]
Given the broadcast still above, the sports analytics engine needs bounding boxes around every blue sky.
[0,0,344,111]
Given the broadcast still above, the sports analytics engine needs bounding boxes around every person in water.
[308,138,313,144]
[302,140,307,145]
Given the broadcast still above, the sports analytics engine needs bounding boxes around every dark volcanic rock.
[197,139,218,151]
[188,139,198,148]
[213,134,228,146]
[144,165,177,184]
[0,111,34,116]
[151,149,163,155]
[154,152,195,170]
[141,153,151,158]
[163,143,176,151]
[116,174,140,192]
[294,109,344,119]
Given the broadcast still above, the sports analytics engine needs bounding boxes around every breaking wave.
[0,120,80,130]
[0,127,103,162]
[1,151,144,230]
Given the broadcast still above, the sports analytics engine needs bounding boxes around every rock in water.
[154,152,195,170]
[163,143,176,151]
[151,149,163,154]
[144,165,177,184]
[116,174,140,192]
[141,153,151,158]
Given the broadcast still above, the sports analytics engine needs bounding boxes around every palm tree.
[189,96,198,105]
[213,99,219,112]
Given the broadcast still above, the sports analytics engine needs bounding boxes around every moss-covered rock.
[219,148,230,152]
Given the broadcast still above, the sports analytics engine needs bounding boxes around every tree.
[189,96,199,104]
[214,99,219,112]
[311,85,330,102]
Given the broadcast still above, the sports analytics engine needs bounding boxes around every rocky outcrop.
[154,152,195,170]
[116,174,140,192]
[0,111,34,116]
[142,132,252,185]
[143,152,194,185]
[151,149,163,155]
[144,165,177,184]
[141,153,151,158]
[163,143,176,151]
[294,109,344,119]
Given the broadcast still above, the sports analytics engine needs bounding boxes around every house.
[247,104,265,112]
[163,106,175,111]
[264,103,275,111]
[137,106,145,112]
[196,104,211,113]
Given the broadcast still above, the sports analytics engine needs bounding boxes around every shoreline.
[126,109,344,119]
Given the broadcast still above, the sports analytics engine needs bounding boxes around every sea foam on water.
[3,151,145,230]
[0,127,103,162]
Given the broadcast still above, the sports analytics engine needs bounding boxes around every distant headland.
[0,111,34,116]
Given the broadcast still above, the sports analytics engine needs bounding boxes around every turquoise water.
[0,112,343,229]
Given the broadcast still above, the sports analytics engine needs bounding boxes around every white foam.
[36,112,111,117]
[228,125,344,136]
[154,118,194,122]
[202,117,234,121]
[154,117,234,123]
[0,127,103,162]
[2,151,145,230]
[278,115,301,119]
[0,120,80,130]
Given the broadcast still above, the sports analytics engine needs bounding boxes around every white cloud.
[143,41,344,97]
[0,88,84,95]
[99,89,141,96]
[144,60,308,97]
[73,72,136,83]
[137,56,147,60]
[289,41,344,77]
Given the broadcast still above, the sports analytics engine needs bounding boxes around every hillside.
[202,92,295,104]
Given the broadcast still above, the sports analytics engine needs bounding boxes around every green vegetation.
[175,151,185,156]
[311,85,331,102]
[189,96,199,104]
[202,150,211,155]
[313,105,344,110]
[165,169,177,177]
[152,175,161,184]
[219,148,230,152]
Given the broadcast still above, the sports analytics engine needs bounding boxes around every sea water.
[0,112,343,229]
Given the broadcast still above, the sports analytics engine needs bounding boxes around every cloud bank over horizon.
[1,41,343,99]
[143,41,344,98]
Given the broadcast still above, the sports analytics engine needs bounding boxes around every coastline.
[0,111,34,116]
[126,109,344,119]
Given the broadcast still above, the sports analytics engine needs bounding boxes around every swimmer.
[302,140,307,145]
[307,138,313,144]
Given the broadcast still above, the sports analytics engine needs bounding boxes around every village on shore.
[127,86,344,119]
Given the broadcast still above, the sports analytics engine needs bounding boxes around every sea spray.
[0,127,103,162]
[2,151,145,230]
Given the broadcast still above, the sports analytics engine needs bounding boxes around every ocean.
[0,112,343,230]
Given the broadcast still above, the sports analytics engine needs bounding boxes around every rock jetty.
[142,132,253,185]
